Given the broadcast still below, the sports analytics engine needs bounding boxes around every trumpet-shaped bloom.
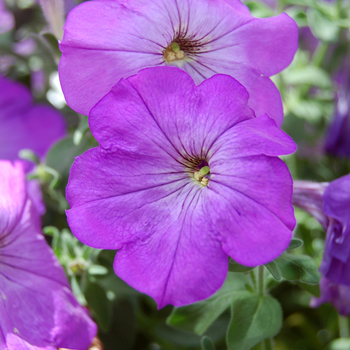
[0,160,97,349]
[0,75,66,165]
[293,176,350,314]
[310,277,350,316]
[59,0,298,126]
[66,67,296,307]
[325,65,350,158]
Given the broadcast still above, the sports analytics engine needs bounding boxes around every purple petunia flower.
[0,0,14,34]
[0,75,66,166]
[310,277,350,316]
[58,0,298,126]
[66,67,296,308]
[325,61,350,158]
[0,160,97,349]
[293,175,350,314]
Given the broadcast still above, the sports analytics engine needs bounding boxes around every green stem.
[312,42,328,68]
[338,315,349,338]
[264,338,274,350]
[258,265,265,297]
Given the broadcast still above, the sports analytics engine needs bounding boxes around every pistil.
[164,42,185,62]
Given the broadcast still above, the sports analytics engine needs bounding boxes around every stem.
[264,338,274,350]
[250,270,257,292]
[338,315,349,338]
[258,265,265,297]
[312,42,328,68]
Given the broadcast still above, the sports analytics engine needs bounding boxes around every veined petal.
[0,161,96,349]
[207,156,295,265]
[128,68,253,155]
[67,147,190,249]
[114,187,228,308]
[209,114,296,159]
[59,0,297,124]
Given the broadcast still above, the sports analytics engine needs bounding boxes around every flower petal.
[67,147,189,249]
[128,68,254,155]
[209,114,296,159]
[0,161,26,235]
[114,188,228,308]
[59,0,166,115]
[0,161,96,349]
[0,76,32,118]
[207,156,294,266]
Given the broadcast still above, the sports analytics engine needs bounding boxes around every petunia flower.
[58,0,298,126]
[310,277,350,316]
[0,75,66,166]
[66,67,296,307]
[0,0,14,34]
[0,160,97,349]
[324,61,350,158]
[293,175,350,313]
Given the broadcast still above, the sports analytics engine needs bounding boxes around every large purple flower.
[66,67,296,307]
[0,75,66,165]
[0,160,96,349]
[59,0,298,126]
[293,175,350,314]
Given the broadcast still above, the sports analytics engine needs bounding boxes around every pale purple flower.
[0,75,66,166]
[58,0,298,126]
[0,0,14,34]
[0,160,97,349]
[293,175,350,313]
[66,67,296,308]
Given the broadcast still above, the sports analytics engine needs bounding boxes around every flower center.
[164,34,204,63]
[193,161,210,187]
[164,42,185,62]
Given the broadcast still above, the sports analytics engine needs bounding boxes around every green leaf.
[307,8,339,42]
[265,261,281,281]
[283,66,332,88]
[296,282,320,297]
[45,135,97,180]
[201,336,216,350]
[84,281,112,332]
[227,294,282,350]
[167,272,250,335]
[275,253,320,284]
[229,259,254,273]
[287,238,304,250]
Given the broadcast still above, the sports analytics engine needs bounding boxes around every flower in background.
[293,175,350,314]
[325,61,350,157]
[310,277,350,316]
[59,0,298,125]
[0,75,66,167]
[0,0,14,34]
[66,67,296,308]
[0,160,97,349]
